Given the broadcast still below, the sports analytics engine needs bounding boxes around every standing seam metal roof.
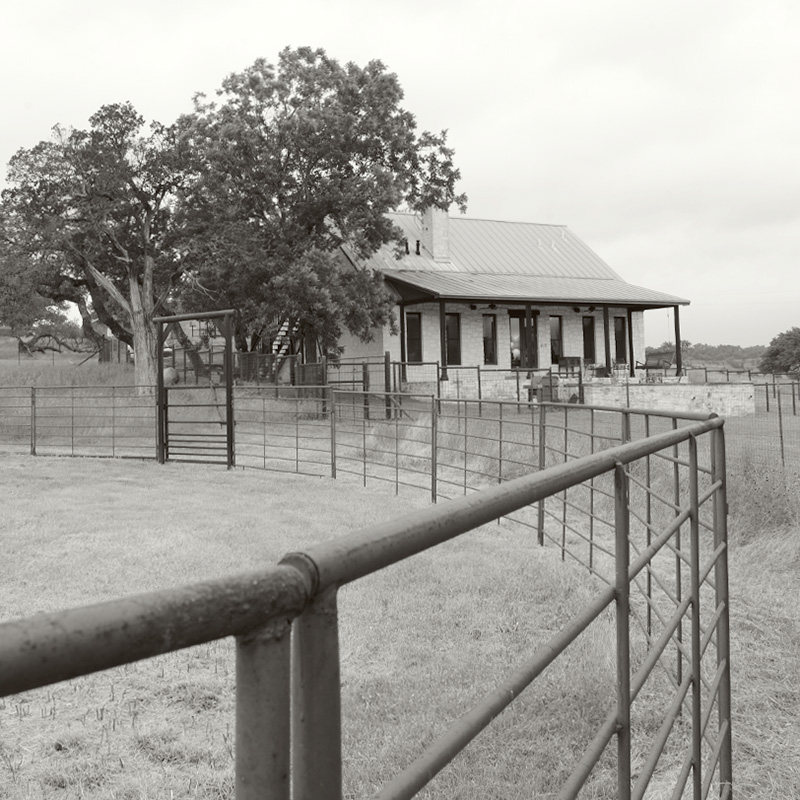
[361,212,688,307]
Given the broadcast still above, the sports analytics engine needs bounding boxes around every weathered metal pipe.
[283,418,724,593]
[0,565,308,698]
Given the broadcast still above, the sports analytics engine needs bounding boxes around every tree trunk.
[129,271,157,394]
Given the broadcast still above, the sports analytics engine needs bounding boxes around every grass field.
[1,453,799,798]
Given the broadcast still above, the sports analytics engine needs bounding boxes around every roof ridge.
[388,211,567,227]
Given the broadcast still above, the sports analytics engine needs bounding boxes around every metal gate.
[155,310,235,467]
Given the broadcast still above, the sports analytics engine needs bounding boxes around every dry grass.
[1,397,798,797]
[0,345,135,388]
[0,455,621,799]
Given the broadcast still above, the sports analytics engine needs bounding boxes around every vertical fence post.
[561,406,568,560]
[620,409,631,444]
[537,403,547,545]
[30,387,36,456]
[295,398,300,474]
[362,413,367,487]
[673,418,683,692]
[589,408,595,572]
[614,463,632,800]
[70,388,75,456]
[688,435,703,799]
[363,363,370,422]
[644,414,653,641]
[498,402,504,484]
[291,586,343,800]
[431,397,438,503]
[384,352,392,421]
[225,312,235,469]
[330,392,337,479]
[156,321,166,463]
[777,387,786,467]
[712,427,734,797]
[236,619,293,800]
[463,410,468,495]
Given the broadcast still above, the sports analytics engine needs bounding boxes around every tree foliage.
[759,328,800,375]
[1,103,187,388]
[1,47,466,383]
[175,47,467,354]
[648,340,767,370]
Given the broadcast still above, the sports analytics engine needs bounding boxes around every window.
[582,316,596,363]
[509,311,538,368]
[482,315,497,365]
[614,316,628,363]
[406,312,422,362]
[550,315,563,365]
[445,313,461,365]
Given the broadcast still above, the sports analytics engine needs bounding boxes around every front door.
[508,311,538,369]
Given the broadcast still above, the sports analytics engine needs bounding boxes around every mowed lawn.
[1,453,800,798]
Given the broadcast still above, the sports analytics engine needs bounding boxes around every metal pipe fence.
[0,385,157,459]
[0,416,732,799]
[2,378,798,478]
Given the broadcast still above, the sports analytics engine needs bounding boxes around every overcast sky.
[2,0,798,347]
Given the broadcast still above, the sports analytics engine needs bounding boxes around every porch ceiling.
[383,270,689,309]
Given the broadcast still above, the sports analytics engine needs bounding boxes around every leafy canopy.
[1,47,467,382]
[175,46,467,352]
[759,327,800,375]
[1,103,187,384]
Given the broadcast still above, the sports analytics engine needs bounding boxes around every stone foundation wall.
[582,382,755,417]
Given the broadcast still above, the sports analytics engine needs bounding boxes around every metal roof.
[362,212,689,308]
[383,270,688,307]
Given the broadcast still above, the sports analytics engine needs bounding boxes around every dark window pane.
[445,313,461,365]
[614,317,627,363]
[407,312,422,362]
[550,316,562,364]
[483,315,497,365]
[583,317,596,362]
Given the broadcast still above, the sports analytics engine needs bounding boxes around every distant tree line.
[648,334,800,375]
[648,340,766,371]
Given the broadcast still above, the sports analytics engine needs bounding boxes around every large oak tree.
[175,46,467,355]
[1,47,466,386]
[1,103,186,390]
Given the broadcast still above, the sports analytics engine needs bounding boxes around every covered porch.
[384,270,689,381]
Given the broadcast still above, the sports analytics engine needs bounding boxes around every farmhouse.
[337,208,689,386]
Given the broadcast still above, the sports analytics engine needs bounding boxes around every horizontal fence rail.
[0,415,732,799]
[0,374,797,471]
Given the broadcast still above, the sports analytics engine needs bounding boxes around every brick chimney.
[421,206,450,262]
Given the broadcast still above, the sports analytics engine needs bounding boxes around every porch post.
[626,308,635,378]
[399,303,407,383]
[673,305,683,376]
[438,299,448,380]
[603,306,612,375]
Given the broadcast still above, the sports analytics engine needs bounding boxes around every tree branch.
[83,258,132,317]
